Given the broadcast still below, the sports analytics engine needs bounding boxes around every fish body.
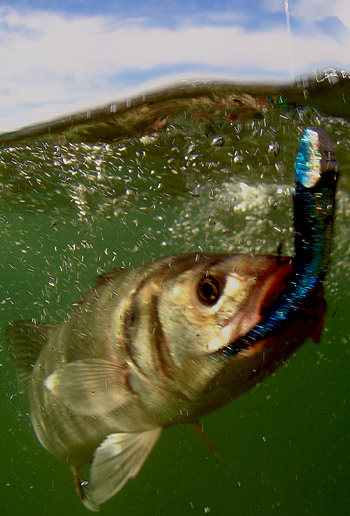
[8,253,325,510]
[7,127,338,511]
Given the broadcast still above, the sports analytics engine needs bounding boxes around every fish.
[7,127,338,512]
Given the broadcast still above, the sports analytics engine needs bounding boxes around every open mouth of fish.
[223,257,325,352]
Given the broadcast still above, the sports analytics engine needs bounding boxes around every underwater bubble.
[268,141,280,156]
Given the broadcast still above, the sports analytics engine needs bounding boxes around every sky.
[0,0,349,133]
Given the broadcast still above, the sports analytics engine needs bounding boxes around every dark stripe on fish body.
[120,256,196,376]
[122,289,143,373]
[149,293,176,381]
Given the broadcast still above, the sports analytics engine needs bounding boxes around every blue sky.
[1,0,349,132]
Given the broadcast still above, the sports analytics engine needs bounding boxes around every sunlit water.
[1,76,349,515]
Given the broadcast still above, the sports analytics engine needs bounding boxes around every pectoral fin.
[45,359,133,416]
[85,428,162,509]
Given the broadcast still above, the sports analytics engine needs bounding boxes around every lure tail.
[293,127,338,275]
[220,127,339,356]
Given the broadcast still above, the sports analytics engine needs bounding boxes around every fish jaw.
[174,255,326,416]
[219,255,327,361]
[221,257,294,347]
[189,288,326,419]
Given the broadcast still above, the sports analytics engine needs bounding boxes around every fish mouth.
[222,256,326,355]
[222,257,299,347]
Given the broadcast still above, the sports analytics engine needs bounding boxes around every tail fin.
[7,320,53,388]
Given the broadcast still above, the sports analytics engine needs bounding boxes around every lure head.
[295,127,338,188]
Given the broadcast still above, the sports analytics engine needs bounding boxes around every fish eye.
[197,275,222,306]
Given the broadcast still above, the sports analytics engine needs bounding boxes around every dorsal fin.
[7,320,53,388]
[75,268,127,306]
[96,267,127,286]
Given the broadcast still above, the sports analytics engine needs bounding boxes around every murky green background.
[1,81,349,515]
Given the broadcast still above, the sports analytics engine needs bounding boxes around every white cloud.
[292,0,350,27]
[0,6,349,133]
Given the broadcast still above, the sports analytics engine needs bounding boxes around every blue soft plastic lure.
[220,127,339,356]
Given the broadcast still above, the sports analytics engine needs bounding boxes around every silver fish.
[8,252,325,511]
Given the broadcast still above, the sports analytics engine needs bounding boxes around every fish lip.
[223,257,295,347]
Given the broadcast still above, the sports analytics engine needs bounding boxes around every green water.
[1,78,349,515]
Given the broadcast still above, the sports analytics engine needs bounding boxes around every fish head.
[156,253,326,413]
